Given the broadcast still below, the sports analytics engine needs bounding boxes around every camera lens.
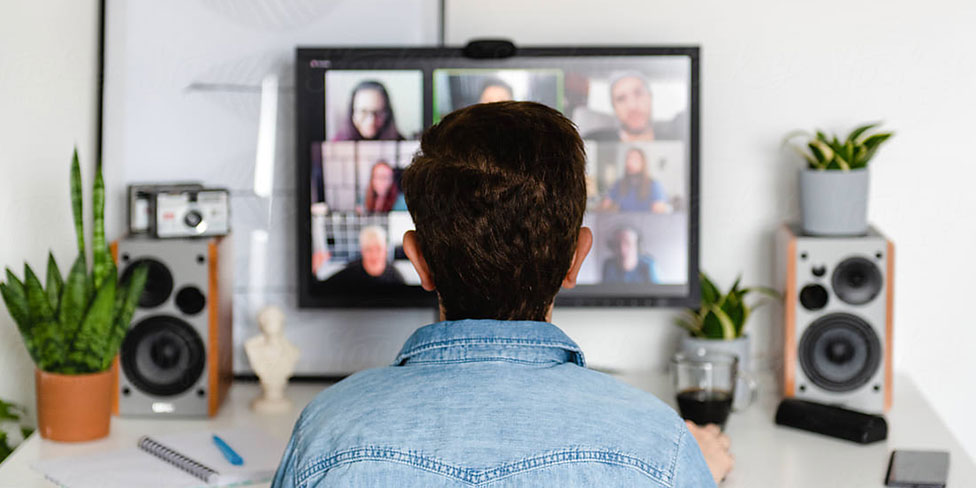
[184,210,203,228]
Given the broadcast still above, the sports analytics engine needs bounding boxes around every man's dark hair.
[402,101,587,321]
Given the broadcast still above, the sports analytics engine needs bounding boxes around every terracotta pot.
[35,368,112,442]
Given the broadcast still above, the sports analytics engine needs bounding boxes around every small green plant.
[0,398,33,462]
[0,150,148,374]
[675,272,779,340]
[786,123,894,171]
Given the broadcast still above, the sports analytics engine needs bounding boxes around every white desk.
[1,373,973,487]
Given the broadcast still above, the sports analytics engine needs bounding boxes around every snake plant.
[786,123,893,171]
[675,272,779,340]
[0,149,148,374]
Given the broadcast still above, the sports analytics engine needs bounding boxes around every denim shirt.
[272,320,715,487]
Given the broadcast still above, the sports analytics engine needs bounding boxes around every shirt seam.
[669,425,686,488]
[396,338,584,364]
[403,356,565,366]
[295,446,672,487]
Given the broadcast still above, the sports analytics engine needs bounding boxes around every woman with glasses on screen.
[334,80,404,141]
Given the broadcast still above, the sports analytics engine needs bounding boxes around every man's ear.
[562,227,593,289]
[403,230,436,291]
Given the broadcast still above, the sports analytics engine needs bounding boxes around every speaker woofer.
[832,257,882,305]
[799,313,881,392]
[121,258,174,309]
[121,315,206,397]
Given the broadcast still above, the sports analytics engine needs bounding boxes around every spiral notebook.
[32,427,287,488]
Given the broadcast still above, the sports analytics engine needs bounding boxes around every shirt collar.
[394,319,586,367]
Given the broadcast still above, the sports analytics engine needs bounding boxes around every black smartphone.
[885,450,950,487]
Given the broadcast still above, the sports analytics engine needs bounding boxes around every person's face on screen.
[352,88,388,139]
[625,149,646,176]
[479,84,514,104]
[611,76,653,134]
[361,237,388,277]
[371,163,394,196]
[615,229,639,271]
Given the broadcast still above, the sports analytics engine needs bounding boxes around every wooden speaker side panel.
[885,240,895,411]
[207,239,220,416]
[207,237,234,416]
[783,235,798,398]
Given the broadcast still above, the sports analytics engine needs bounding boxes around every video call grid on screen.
[296,47,700,308]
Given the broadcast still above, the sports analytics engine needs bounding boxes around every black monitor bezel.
[296,46,700,309]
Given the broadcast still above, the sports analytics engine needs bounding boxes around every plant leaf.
[807,142,826,164]
[65,274,116,374]
[70,149,86,260]
[25,264,67,371]
[45,253,63,313]
[730,274,742,295]
[782,129,811,146]
[674,315,703,338]
[58,255,90,350]
[33,320,66,371]
[827,135,844,155]
[791,145,820,169]
[1,269,30,332]
[706,304,737,340]
[0,433,11,461]
[700,272,721,305]
[846,123,878,144]
[23,264,54,323]
[740,286,782,299]
[860,133,893,166]
[102,263,147,370]
[740,305,752,335]
[722,293,746,337]
[832,147,852,170]
[812,139,834,163]
[92,163,111,290]
[1,275,40,365]
[0,399,24,422]
[862,132,893,150]
[700,309,725,339]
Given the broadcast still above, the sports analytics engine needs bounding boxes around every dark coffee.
[676,388,733,428]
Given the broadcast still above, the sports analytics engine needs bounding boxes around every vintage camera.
[128,184,230,238]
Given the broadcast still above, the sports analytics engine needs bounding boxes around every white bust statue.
[245,306,300,413]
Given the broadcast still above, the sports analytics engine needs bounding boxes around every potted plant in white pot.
[675,272,778,406]
[0,150,147,442]
[786,123,893,236]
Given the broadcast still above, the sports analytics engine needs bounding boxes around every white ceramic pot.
[800,168,870,236]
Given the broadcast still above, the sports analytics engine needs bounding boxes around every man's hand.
[685,421,733,484]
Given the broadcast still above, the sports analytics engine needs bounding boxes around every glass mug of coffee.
[671,349,755,429]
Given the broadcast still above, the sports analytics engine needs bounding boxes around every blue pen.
[212,435,244,466]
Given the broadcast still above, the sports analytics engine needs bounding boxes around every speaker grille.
[121,315,206,397]
[799,313,882,392]
[121,258,174,308]
[832,257,883,305]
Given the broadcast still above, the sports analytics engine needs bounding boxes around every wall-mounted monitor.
[296,46,700,308]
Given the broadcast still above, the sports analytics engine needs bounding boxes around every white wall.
[0,0,100,416]
[445,0,976,461]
